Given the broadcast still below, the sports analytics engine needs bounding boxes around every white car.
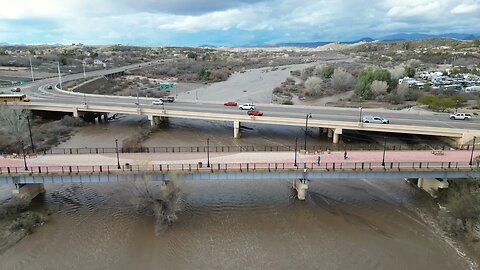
[362,116,390,124]
[239,103,255,110]
[152,100,164,105]
[449,113,471,120]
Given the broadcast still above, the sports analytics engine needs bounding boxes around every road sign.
[159,83,175,90]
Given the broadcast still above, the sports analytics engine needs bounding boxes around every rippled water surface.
[0,178,474,270]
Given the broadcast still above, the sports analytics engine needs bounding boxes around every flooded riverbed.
[0,178,476,270]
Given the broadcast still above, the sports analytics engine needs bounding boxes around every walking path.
[1,150,478,168]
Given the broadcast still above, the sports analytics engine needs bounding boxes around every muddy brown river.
[1,115,478,269]
[0,179,476,270]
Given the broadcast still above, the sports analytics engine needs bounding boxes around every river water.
[0,178,475,270]
[0,60,476,269]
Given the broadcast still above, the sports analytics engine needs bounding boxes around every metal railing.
[19,143,472,156]
[1,161,479,176]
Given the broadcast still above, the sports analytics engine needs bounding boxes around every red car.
[248,110,263,116]
[224,101,238,106]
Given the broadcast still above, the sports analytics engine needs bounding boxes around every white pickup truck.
[449,113,472,120]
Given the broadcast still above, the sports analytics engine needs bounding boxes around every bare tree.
[390,65,405,80]
[406,59,423,68]
[303,76,323,96]
[371,80,388,95]
[331,68,355,91]
[130,172,184,234]
[0,104,29,141]
[0,104,30,153]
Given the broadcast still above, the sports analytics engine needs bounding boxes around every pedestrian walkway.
[1,150,478,168]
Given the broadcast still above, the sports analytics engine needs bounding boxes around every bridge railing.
[1,161,478,176]
[25,143,471,156]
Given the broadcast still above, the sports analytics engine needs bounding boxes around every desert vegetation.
[0,105,87,153]
[0,197,49,253]
[437,177,480,243]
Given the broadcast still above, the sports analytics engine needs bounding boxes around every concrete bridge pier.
[234,121,241,138]
[292,169,309,200]
[333,128,342,144]
[417,178,448,197]
[148,115,162,127]
[12,183,45,202]
[72,108,85,118]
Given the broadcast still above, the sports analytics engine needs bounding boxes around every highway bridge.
[3,59,480,145]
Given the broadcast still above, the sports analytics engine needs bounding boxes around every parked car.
[152,100,164,105]
[239,103,255,110]
[449,112,471,120]
[11,88,21,92]
[248,110,263,116]
[160,96,175,102]
[362,116,390,124]
[224,101,238,106]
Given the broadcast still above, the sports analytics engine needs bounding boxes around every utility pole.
[115,139,121,169]
[382,136,387,167]
[206,138,210,168]
[18,115,35,153]
[469,136,477,166]
[304,113,312,150]
[84,93,87,106]
[57,61,62,89]
[26,116,34,153]
[359,107,363,123]
[294,138,298,167]
[82,62,86,78]
[21,140,28,171]
[29,55,34,82]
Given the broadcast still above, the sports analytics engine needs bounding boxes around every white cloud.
[0,0,479,45]
[451,3,479,13]
[386,1,447,17]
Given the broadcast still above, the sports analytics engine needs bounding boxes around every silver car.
[362,116,390,124]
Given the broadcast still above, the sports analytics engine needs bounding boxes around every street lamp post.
[84,93,87,106]
[115,139,121,169]
[359,107,363,123]
[21,140,28,171]
[455,100,459,113]
[382,136,387,167]
[469,136,476,166]
[136,90,140,109]
[206,138,210,167]
[304,113,312,150]
[294,138,298,167]
[19,115,35,153]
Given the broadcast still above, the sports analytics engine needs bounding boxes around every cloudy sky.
[1,0,479,46]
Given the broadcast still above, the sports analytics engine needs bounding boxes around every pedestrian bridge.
[1,161,479,184]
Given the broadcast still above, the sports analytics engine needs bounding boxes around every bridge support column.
[333,128,342,144]
[417,178,448,197]
[293,179,308,200]
[234,121,241,139]
[12,183,45,203]
[292,169,308,200]
[148,115,161,127]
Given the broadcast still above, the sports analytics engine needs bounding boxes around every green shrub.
[417,94,467,110]
[319,65,335,79]
[355,67,396,99]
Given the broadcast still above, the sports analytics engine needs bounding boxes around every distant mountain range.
[257,32,480,48]
[1,32,479,48]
